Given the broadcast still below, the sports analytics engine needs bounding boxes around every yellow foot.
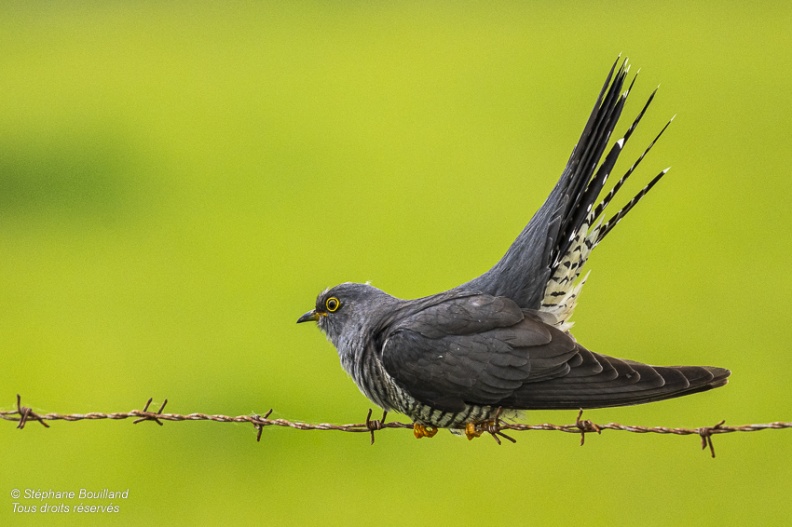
[413,422,438,439]
[465,422,484,440]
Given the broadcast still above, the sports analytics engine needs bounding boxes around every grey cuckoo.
[297,58,730,439]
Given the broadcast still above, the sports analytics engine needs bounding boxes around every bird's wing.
[380,294,579,412]
[380,293,729,413]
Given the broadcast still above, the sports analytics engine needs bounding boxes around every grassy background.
[2,3,790,525]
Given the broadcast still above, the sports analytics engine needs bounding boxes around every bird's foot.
[464,421,484,440]
[413,422,438,439]
[464,408,516,445]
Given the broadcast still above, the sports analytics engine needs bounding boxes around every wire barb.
[133,398,168,426]
[253,409,274,442]
[481,407,517,445]
[576,408,602,446]
[14,394,49,430]
[365,408,388,445]
[1,395,789,457]
[698,420,726,458]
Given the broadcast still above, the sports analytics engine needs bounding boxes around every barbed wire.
[2,394,790,458]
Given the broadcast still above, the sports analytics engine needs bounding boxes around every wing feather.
[381,293,729,412]
[381,294,578,412]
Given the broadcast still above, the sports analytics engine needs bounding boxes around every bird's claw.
[413,422,438,439]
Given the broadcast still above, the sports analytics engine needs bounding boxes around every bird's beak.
[297,309,322,324]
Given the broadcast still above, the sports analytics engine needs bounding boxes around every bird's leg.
[413,422,438,439]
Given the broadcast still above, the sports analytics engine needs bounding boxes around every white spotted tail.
[541,72,674,331]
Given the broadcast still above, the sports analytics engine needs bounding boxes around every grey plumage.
[298,58,730,433]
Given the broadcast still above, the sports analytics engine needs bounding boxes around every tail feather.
[538,59,674,328]
[557,59,632,264]
[456,57,632,308]
[592,102,668,222]
[457,58,674,314]
[557,68,670,262]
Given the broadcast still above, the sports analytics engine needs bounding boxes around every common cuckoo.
[298,58,730,439]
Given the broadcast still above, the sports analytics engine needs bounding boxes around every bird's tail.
[456,58,673,318]
[540,58,673,330]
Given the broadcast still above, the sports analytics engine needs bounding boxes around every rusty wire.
[2,394,790,458]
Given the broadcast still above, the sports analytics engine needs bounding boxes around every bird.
[297,58,730,440]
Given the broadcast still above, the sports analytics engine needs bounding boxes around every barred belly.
[401,399,495,429]
[351,349,495,429]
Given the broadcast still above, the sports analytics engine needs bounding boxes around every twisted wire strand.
[2,395,789,457]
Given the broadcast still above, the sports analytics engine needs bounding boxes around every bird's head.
[297,282,398,348]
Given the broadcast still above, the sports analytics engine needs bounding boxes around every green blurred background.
[2,2,790,525]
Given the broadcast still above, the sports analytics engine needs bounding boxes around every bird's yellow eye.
[325,297,341,312]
